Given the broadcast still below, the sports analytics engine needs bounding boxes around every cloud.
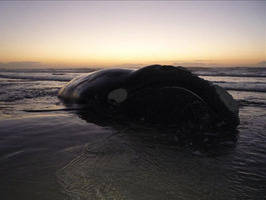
[172,62,217,67]
[0,61,44,69]
[256,61,266,67]
[109,63,144,69]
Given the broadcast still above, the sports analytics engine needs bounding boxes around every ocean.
[0,67,265,200]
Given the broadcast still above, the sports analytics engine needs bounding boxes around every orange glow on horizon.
[0,1,265,68]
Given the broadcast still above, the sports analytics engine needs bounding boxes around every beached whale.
[58,65,239,130]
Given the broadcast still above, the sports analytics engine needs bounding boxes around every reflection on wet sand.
[57,109,238,200]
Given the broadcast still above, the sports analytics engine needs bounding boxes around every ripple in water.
[56,106,266,200]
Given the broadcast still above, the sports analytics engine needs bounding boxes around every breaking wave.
[192,67,266,77]
[196,73,266,78]
[0,74,72,82]
[1,67,266,104]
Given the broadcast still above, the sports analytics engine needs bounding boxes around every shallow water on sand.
[0,68,266,200]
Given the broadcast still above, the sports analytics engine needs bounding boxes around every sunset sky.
[0,1,265,68]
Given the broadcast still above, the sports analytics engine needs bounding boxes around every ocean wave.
[195,73,266,78]
[0,88,59,102]
[192,67,266,78]
[213,81,266,85]
[0,74,72,82]
[213,81,266,93]
[238,100,266,107]
[225,87,266,93]
[1,71,266,95]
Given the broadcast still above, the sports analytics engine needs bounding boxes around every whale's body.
[59,65,239,129]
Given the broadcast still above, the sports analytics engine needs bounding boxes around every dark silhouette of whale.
[58,65,239,130]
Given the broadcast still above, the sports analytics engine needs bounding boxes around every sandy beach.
[0,68,266,199]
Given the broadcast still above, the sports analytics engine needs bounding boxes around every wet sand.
[0,68,266,199]
[0,108,265,200]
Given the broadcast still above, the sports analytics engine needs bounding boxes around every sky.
[0,1,265,68]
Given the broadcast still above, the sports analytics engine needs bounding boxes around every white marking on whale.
[108,88,128,103]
